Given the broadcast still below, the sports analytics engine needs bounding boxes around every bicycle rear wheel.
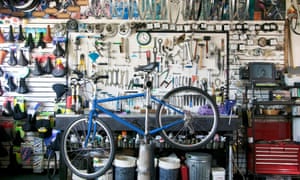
[156,86,219,150]
[61,118,115,179]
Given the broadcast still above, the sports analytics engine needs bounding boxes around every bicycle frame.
[84,91,185,147]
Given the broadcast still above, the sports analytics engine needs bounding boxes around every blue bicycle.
[61,62,219,179]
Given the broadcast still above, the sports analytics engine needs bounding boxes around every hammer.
[203,36,211,58]
[198,43,205,69]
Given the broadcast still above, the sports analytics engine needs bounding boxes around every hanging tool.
[193,38,201,60]
[114,69,119,86]
[198,43,205,69]
[192,0,202,20]
[107,41,112,63]
[146,50,151,64]
[203,36,211,58]
[124,38,130,63]
[194,55,200,75]
[221,38,226,73]
[184,40,193,65]
[215,48,222,76]
[153,37,157,63]
[169,0,181,25]
[158,38,163,54]
[78,54,87,77]
[75,81,81,113]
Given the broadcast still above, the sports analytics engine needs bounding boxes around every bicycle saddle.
[134,62,159,72]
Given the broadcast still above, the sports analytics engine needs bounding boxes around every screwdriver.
[146,50,151,64]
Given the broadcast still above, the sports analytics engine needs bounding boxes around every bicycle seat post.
[144,71,152,144]
[137,72,155,180]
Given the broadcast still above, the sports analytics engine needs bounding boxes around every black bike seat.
[134,62,159,72]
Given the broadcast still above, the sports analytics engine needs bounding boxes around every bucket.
[159,157,180,180]
[94,158,113,180]
[212,167,225,180]
[113,155,136,180]
[185,152,212,180]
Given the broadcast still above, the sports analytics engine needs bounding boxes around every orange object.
[0,49,8,64]
[0,29,5,43]
[121,130,127,137]
[43,25,53,43]
[66,96,72,109]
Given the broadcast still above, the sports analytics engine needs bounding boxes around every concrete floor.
[0,168,59,180]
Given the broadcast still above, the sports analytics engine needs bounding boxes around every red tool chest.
[248,143,300,175]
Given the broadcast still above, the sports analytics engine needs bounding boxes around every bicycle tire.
[289,17,300,35]
[156,86,219,150]
[47,150,57,180]
[61,118,115,179]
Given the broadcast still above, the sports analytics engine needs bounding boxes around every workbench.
[55,113,241,179]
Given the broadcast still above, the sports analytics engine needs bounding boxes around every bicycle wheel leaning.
[47,149,57,180]
[156,86,219,151]
[61,118,115,179]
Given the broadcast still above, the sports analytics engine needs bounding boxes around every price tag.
[269,39,277,45]
[230,44,238,50]
[146,23,154,30]
[235,24,243,30]
[192,24,199,30]
[243,23,249,30]
[262,24,270,31]
[162,23,169,30]
[238,44,246,51]
[239,34,248,40]
[170,24,176,31]
[277,25,284,31]
[154,22,161,29]
[200,23,207,30]
[247,39,254,45]
[270,23,278,31]
[176,24,184,31]
[232,34,239,40]
[223,24,230,31]
[184,24,191,31]
[255,24,261,31]
[207,24,215,31]
[215,24,222,31]
[248,24,255,31]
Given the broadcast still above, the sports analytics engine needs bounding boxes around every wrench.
[124,37,130,63]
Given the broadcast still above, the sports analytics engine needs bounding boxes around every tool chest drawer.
[248,143,300,175]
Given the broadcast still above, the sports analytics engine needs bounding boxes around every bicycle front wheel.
[47,150,57,180]
[61,118,115,179]
[156,86,219,150]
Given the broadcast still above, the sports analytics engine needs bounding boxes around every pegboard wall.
[67,29,229,95]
